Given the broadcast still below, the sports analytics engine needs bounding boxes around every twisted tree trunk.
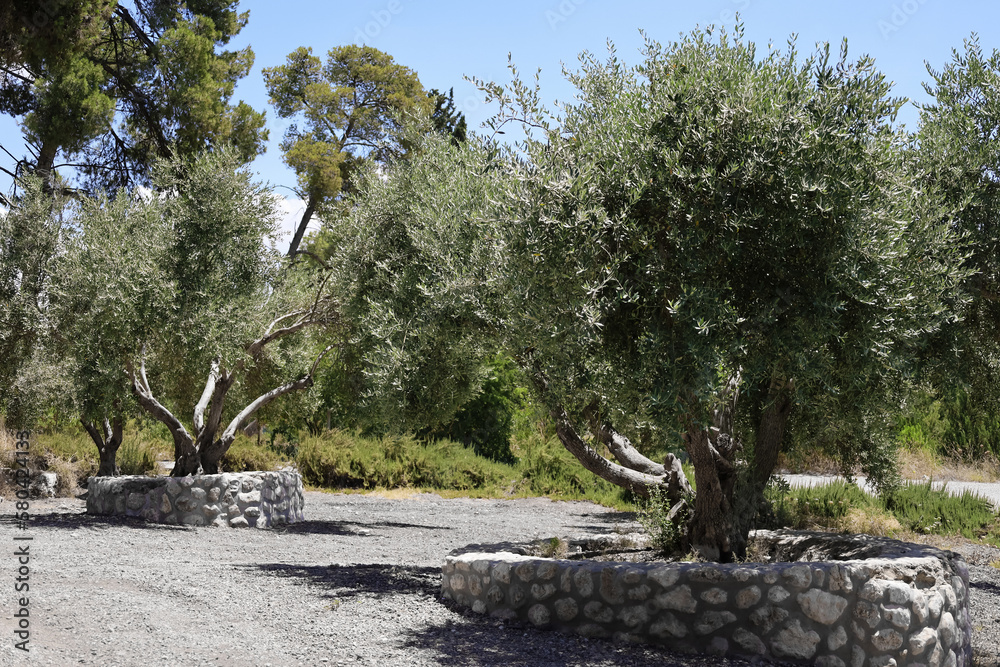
[81,415,124,477]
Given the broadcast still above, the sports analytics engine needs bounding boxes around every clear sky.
[3,0,1000,239]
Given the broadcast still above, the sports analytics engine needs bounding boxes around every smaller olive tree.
[49,149,339,476]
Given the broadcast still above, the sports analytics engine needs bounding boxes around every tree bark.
[81,415,124,477]
[286,195,317,258]
[727,379,795,557]
[684,425,739,562]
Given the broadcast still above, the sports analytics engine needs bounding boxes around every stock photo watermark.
[878,0,929,39]
[354,0,404,44]
[11,430,32,653]
[545,0,586,30]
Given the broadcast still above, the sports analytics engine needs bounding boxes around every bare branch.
[193,357,220,435]
[220,345,335,443]
[126,359,192,444]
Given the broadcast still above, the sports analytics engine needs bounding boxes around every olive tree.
[915,36,1000,451]
[336,26,966,562]
[49,149,339,476]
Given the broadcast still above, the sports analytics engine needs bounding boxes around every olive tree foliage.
[326,125,508,434]
[917,35,1000,422]
[341,26,966,561]
[490,30,965,560]
[46,150,339,476]
[0,179,73,428]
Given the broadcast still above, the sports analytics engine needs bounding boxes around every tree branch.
[220,345,335,444]
[193,357,220,435]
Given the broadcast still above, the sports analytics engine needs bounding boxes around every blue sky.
[3,0,1000,238]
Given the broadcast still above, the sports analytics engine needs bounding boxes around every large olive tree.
[331,27,967,561]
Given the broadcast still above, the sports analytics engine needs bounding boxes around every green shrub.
[885,481,996,539]
[425,355,526,463]
[295,430,510,490]
[638,485,689,555]
[221,436,286,472]
[117,439,167,476]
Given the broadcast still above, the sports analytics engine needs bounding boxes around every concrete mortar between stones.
[86,471,305,528]
[441,530,972,667]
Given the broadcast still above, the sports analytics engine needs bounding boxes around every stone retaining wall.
[86,471,304,528]
[441,530,971,667]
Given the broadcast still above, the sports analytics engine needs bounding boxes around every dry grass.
[367,487,422,500]
[834,507,905,538]
[775,448,844,475]
[898,447,1000,482]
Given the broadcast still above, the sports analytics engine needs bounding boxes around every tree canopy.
[263,44,435,256]
[0,0,266,195]
[332,27,968,560]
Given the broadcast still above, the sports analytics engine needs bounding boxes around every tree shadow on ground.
[398,606,738,667]
[242,562,441,600]
[275,519,453,535]
[0,511,190,532]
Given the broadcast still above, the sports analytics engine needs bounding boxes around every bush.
[296,430,510,490]
[221,436,286,472]
[885,481,996,539]
[424,355,526,463]
[638,485,689,555]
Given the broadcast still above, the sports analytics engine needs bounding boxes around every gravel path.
[1,491,999,667]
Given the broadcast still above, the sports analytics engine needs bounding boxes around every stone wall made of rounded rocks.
[86,471,304,528]
[441,534,971,667]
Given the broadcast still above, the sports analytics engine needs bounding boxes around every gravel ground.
[1,491,999,667]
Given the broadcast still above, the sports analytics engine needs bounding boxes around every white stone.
[528,604,550,626]
[701,587,727,604]
[871,627,904,652]
[649,613,687,639]
[732,628,765,655]
[531,583,556,601]
[886,581,914,605]
[851,644,865,667]
[583,601,613,623]
[736,586,761,609]
[190,487,206,502]
[573,567,594,597]
[237,490,260,505]
[554,598,578,622]
[783,565,812,588]
[655,585,697,613]
[883,605,911,629]
[860,579,888,602]
[619,605,648,628]
[770,619,821,660]
[694,611,736,635]
[938,611,956,648]
[910,627,938,656]
[515,562,535,582]
[854,600,881,628]
[648,566,679,589]
[768,586,790,603]
[229,516,249,528]
[828,625,848,651]
[126,492,146,511]
[797,589,848,625]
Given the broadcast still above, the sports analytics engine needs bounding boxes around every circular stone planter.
[441,530,971,667]
[86,471,305,528]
